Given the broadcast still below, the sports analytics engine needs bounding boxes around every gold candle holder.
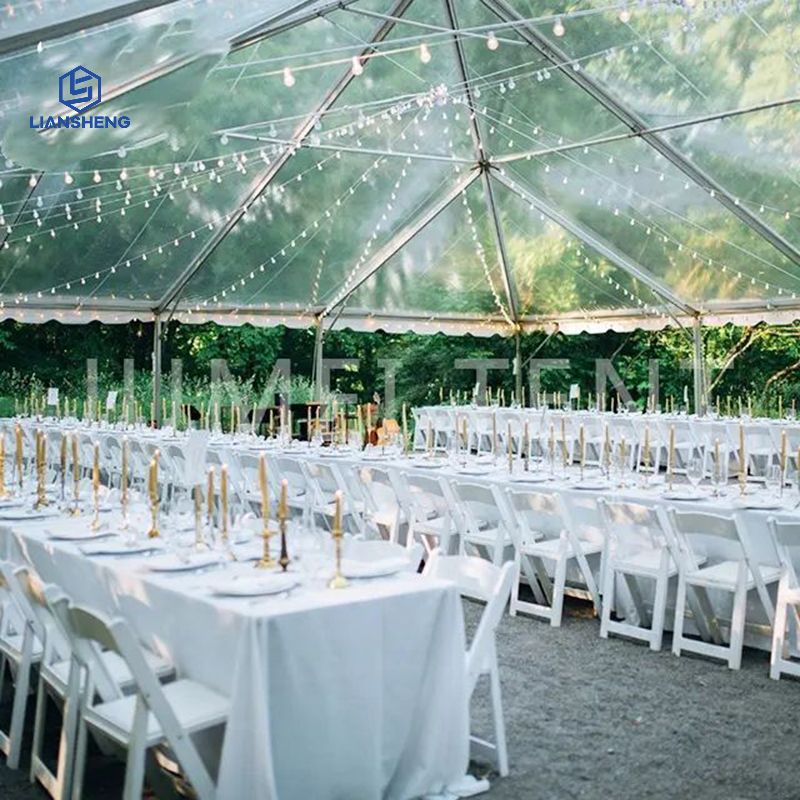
[194,484,208,551]
[69,434,81,516]
[59,433,67,502]
[90,442,101,530]
[34,430,48,510]
[207,466,215,539]
[328,491,348,589]
[220,465,236,560]
[147,457,160,538]
[255,455,275,569]
[120,436,129,529]
[278,479,290,572]
[15,423,23,492]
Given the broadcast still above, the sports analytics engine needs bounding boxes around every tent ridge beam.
[443,0,517,322]
[494,171,697,317]
[155,0,417,316]
[480,0,800,270]
[321,168,480,317]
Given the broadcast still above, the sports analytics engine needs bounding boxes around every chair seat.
[465,526,511,549]
[688,559,782,590]
[85,679,229,748]
[44,648,173,695]
[612,548,677,577]
[414,513,451,537]
[0,630,43,662]
[523,536,601,559]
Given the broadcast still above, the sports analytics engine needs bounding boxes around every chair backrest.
[598,499,674,558]
[499,487,565,546]
[452,480,503,531]
[345,539,422,571]
[667,508,754,573]
[424,550,515,691]
[768,517,800,587]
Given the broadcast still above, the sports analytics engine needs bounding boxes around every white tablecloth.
[1,517,469,800]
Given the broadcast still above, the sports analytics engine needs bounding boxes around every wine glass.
[686,457,705,493]
[711,450,728,497]
[765,465,782,498]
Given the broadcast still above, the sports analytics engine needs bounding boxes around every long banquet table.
[0,509,470,799]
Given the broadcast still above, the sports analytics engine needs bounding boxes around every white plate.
[661,490,707,502]
[509,473,550,483]
[211,574,298,597]
[0,508,61,521]
[341,557,408,578]
[735,498,784,511]
[456,467,486,476]
[0,499,23,510]
[573,481,609,491]
[48,529,116,542]
[412,460,446,469]
[146,554,221,573]
[81,542,164,557]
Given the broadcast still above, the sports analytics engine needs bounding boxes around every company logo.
[58,66,101,114]
[29,66,131,131]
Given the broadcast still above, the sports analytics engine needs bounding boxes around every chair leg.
[510,551,521,617]
[770,578,790,680]
[550,552,567,627]
[30,677,47,783]
[7,634,33,770]
[729,573,748,671]
[600,561,615,639]
[122,697,149,800]
[672,571,688,657]
[489,661,509,778]
[650,565,670,652]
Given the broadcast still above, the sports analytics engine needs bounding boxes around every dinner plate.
[734,498,784,511]
[456,467,487,476]
[509,473,550,483]
[81,542,164,557]
[0,507,61,521]
[48,529,116,542]
[211,574,298,597]
[341,557,408,579]
[573,481,609,491]
[412,460,446,469]
[661,490,707,502]
[146,554,221,573]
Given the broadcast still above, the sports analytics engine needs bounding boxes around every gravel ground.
[2,597,798,799]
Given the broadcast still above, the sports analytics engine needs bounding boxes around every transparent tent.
[0,0,797,346]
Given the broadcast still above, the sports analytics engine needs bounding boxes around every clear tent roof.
[0,0,798,335]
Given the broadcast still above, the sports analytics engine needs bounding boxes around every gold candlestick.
[668,425,675,491]
[207,466,215,535]
[194,484,208,551]
[579,424,585,481]
[328,490,348,589]
[220,464,236,560]
[147,456,160,538]
[523,421,530,472]
[70,434,81,515]
[278,479,290,572]
[780,430,787,496]
[90,442,101,530]
[738,423,747,496]
[643,425,651,485]
[59,433,67,502]
[120,436,129,529]
[255,455,274,569]
[34,430,48,509]
[15,423,23,492]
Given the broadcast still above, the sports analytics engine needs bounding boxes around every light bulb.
[92,170,101,183]
[619,9,631,22]
[63,172,73,185]
[419,43,432,63]
[283,67,295,87]
[553,18,565,37]
[486,32,499,50]
[28,175,37,188]
[351,56,364,76]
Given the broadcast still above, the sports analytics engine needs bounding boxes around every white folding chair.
[51,597,228,800]
[668,508,781,669]
[395,471,457,554]
[344,539,423,572]
[767,517,800,680]
[598,500,678,651]
[496,487,600,626]
[347,465,404,542]
[0,560,42,770]
[450,481,512,566]
[423,550,515,777]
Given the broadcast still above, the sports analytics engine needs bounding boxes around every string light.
[419,43,432,64]
[486,32,500,51]
[553,18,565,37]
[282,67,295,87]
[351,56,364,76]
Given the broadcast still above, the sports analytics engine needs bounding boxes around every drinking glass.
[686,457,704,491]
[711,450,728,496]
[765,465,782,497]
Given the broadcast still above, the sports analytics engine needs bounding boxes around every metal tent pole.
[514,328,523,403]
[152,315,162,428]
[692,316,706,417]
[313,317,325,402]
